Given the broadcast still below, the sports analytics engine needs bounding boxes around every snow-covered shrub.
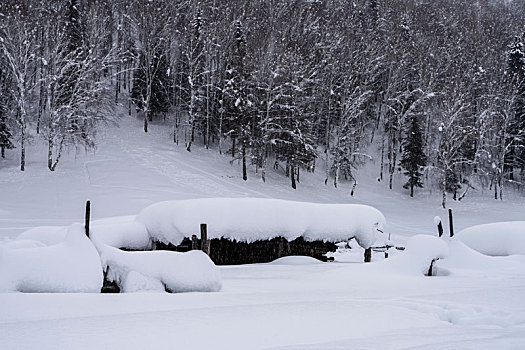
[136,198,386,249]
[0,223,103,293]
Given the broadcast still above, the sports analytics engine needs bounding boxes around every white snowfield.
[457,221,525,256]
[0,223,103,293]
[137,198,387,249]
[2,117,525,349]
[94,240,222,293]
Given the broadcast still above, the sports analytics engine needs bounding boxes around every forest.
[1,0,525,208]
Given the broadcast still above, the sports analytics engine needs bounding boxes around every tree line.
[1,0,524,207]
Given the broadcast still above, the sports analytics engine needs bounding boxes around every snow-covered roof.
[136,198,386,249]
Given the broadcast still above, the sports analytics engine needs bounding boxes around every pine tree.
[400,115,426,197]
[224,20,251,180]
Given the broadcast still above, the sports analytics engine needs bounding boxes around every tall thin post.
[364,247,372,263]
[200,223,210,255]
[85,200,91,238]
[191,234,198,250]
[448,209,454,237]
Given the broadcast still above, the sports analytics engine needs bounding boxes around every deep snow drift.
[0,223,102,293]
[94,240,222,293]
[137,198,387,248]
[456,221,525,256]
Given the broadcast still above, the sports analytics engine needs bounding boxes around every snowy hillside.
[1,116,525,349]
[1,114,524,243]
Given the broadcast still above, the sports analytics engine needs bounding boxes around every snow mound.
[456,221,525,256]
[0,239,46,250]
[270,256,324,265]
[17,226,68,245]
[90,217,151,250]
[136,198,386,249]
[17,216,151,250]
[378,235,449,276]
[121,270,166,293]
[94,241,221,293]
[0,223,103,293]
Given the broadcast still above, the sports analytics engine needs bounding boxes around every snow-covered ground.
[1,115,525,349]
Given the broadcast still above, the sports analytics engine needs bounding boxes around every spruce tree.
[400,115,426,197]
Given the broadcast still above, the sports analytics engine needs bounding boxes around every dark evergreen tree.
[224,20,251,180]
[400,115,426,197]
[56,0,83,108]
[506,34,525,176]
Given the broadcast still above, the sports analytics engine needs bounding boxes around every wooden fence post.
[427,259,436,276]
[448,209,454,237]
[200,223,210,255]
[85,200,91,238]
[191,235,198,250]
[434,216,443,237]
[364,247,372,263]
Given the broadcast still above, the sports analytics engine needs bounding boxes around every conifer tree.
[400,115,426,197]
[506,34,525,176]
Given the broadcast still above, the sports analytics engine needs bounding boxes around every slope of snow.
[456,221,525,256]
[137,198,386,248]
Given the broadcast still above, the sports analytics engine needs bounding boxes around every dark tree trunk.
[291,165,296,189]
[242,142,247,181]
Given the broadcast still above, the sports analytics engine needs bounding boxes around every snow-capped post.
[434,216,443,237]
[448,209,454,237]
[85,200,91,238]
[364,247,372,263]
[200,224,210,255]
